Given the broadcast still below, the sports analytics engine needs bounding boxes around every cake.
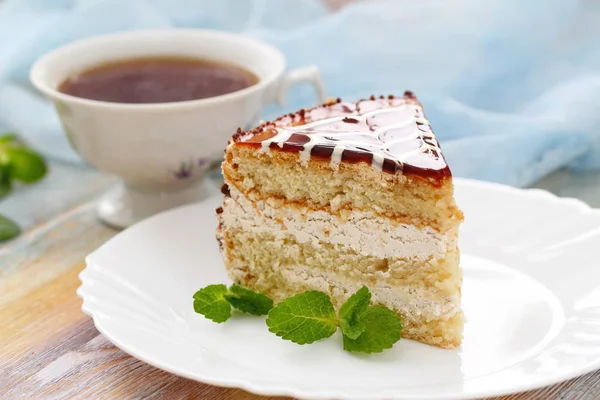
[216,92,464,348]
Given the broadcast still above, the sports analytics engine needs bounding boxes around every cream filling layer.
[225,262,460,321]
[221,186,455,261]
[277,265,460,321]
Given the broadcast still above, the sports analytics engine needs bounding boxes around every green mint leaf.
[343,305,402,354]
[0,133,18,144]
[266,291,337,344]
[5,147,47,183]
[0,214,21,242]
[224,284,274,316]
[0,165,12,199]
[339,286,371,339]
[193,284,231,323]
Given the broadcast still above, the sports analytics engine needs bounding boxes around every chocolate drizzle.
[233,93,450,180]
[220,183,231,197]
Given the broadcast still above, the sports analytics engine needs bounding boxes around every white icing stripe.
[372,153,385,172]
[257,99,443,173]
[371,116,417,134]
[330,145,344,169]
[276,104,418,131]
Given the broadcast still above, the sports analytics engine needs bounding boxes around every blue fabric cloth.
[1,0,599,187]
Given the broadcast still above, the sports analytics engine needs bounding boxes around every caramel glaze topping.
[232,92,451,180]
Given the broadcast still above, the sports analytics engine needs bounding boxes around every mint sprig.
[0,165,11,199]
[193,284,231,323]
[0,214,21,242]
[0,132,48,242]
[266,291,338,344]
[0,133,47,185]
[193,284,403,354]
[6,147,47,183]
[339,286,371,339]
[343,305,403,353]
[193,283,273,323]
[224,283,274,316]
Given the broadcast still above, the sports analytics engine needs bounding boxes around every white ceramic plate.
[78,178,600,400]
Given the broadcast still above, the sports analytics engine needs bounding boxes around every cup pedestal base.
[98,180,218,229]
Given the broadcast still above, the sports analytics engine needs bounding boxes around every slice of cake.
[216,92,464,348]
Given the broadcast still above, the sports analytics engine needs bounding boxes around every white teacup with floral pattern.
[30,29,325,228]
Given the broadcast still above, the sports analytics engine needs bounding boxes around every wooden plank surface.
[1,200,600,400]
[0,202,286,400]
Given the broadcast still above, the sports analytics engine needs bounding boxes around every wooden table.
[1,162,600,400]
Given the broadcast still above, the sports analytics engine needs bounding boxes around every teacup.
[30,29,325,228]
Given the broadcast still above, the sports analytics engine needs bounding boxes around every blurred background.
[1,0,600,240]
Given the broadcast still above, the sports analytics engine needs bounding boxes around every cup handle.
[275,66,326,106]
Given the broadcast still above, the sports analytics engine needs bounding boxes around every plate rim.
[78,178,600,400]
